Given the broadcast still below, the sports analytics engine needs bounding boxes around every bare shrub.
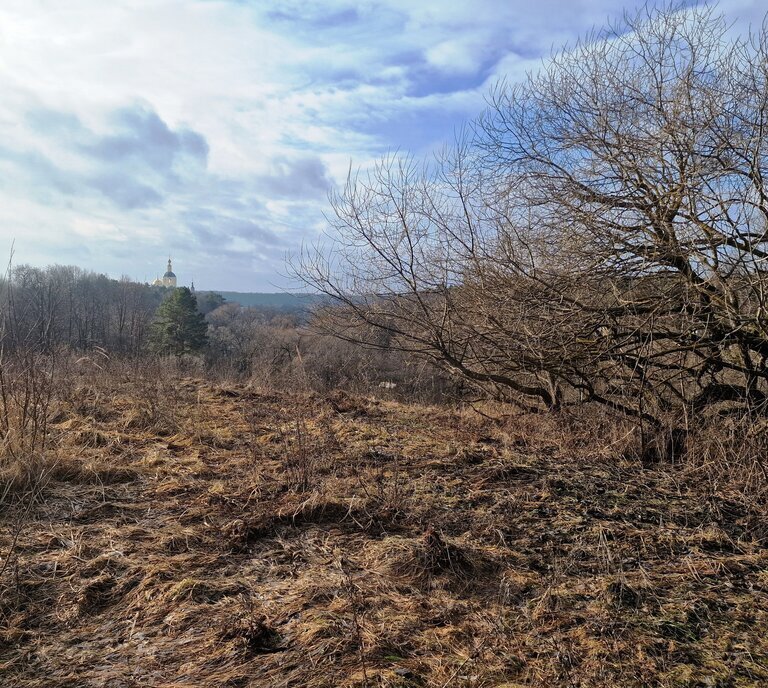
[0,351,56,487]
[122,358,183,435]
[277,412,317,492]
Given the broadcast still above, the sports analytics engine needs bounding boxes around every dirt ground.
[1,377,767,687]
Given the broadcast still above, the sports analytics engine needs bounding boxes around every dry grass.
[1,374,767,687]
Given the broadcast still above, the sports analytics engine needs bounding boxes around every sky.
[0,0,765,291]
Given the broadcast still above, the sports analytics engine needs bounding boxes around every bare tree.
[295,4,768,421]
[480,4,768,411]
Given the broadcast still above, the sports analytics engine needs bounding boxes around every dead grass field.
[1,376,767,687]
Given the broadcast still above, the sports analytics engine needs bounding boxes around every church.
[152,258,177,288]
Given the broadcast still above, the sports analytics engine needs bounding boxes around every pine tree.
[149,287,208,355]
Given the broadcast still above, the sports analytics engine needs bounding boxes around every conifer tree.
[149,287,208,355]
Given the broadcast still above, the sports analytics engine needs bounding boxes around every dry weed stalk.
[278,409,321,493]
[0,351,56,481]
[337,555,370,687]
[348,445,411,533]
[0,348,58,588]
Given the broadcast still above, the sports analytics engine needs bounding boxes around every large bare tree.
[296,4,768,420]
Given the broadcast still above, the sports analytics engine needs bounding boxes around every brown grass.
[1,374,767,687]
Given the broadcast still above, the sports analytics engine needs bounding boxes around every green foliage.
[149,287,208,356]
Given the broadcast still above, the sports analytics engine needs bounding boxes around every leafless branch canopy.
[294,5,768,420]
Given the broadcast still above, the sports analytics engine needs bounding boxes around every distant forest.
[0,263,453,401]
[217,291,325,311]
[0,264,315,351]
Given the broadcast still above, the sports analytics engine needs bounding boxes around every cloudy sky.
[0,0,764,290]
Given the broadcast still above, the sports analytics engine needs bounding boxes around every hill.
[1,372,767,686]
[216,291,325,311]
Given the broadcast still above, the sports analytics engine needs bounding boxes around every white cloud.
[0,0,764,289]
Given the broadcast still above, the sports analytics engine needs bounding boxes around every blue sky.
[0,0,764,290]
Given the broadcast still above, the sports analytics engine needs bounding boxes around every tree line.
[0,264,228,355]
[0,264,164,355]
[0,263,455,401]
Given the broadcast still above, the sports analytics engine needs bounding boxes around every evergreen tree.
[149,287,208,355]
